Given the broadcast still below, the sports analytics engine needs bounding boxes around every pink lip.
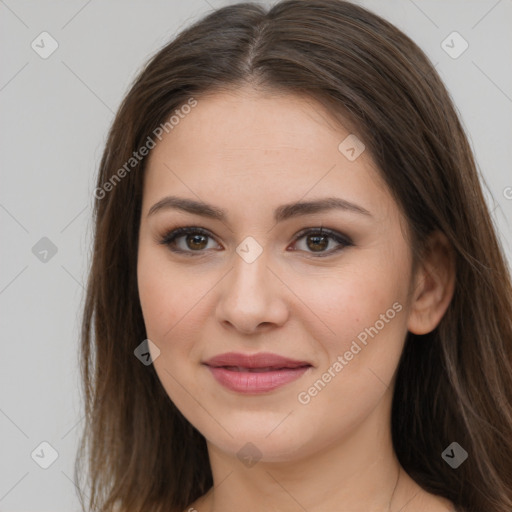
[203,352,312,394]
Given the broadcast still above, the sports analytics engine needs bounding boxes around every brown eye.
[305,234,329,252]
[291,228,353,257]
[186,233,209,250]
[159,227,220,255]
[159,226,352,258]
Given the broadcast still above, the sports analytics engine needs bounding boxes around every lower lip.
[205,365,311,393]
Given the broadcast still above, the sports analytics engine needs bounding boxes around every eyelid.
[158,225,353,257]
[288,227,353,258]
[292,226,352,246]
[157,226,220,254]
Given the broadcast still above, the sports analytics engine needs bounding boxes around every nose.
[215,248,289,335]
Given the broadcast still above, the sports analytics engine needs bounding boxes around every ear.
[407,230,456,335]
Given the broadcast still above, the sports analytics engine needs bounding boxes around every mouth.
[215,365,311,373]
[203,352,313,393]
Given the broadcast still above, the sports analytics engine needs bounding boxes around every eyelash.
[157,226,353,258]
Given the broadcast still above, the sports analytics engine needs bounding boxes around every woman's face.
[137,86,416,462]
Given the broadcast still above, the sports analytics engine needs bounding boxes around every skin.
[137,85,456,512]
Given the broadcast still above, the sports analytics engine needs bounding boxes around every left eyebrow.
[274,197,372,222]
[147,195,373,222]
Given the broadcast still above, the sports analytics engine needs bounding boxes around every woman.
[76,1,512,511]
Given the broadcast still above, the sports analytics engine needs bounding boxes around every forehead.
[153,87,353,155]
[142,87,395,225]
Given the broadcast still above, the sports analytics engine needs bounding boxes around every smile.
[203,352,313,393]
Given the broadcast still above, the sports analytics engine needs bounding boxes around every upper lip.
[203,352,312,369]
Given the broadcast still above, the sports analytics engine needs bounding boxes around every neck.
[200,390,413,512]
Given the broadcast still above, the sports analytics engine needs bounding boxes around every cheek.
[136,246,206,417]
[290,269,407,446]
[293,262,406,345]
[137,245,193,342]
[290,257,410,401]
[136,244,221,378]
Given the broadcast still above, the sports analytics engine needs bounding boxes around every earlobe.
[407,231,456,335]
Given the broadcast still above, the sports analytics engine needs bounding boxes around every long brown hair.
[76,1,512,511]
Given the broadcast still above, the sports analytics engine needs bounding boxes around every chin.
[201,414,324,464]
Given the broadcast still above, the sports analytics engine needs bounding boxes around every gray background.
[1,0,511,510]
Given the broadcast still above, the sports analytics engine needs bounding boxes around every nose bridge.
[215,237,288,332]
[230,238,271,298]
